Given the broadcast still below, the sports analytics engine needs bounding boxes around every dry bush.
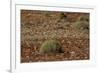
[40,40,63,54]
[73,15,89,32]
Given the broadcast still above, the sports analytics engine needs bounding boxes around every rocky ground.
[21,10,89,63]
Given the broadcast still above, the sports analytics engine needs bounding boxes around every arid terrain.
[21,10,89,63]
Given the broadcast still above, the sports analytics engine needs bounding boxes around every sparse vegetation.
[78,15,89,22]
[73,15,89,32]
[60,13,67,19]
[74,21,89,30]
[40,40,63,54]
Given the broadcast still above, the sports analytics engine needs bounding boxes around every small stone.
[26,56,29,58]
[70,51,75,54]
[70,51,76,56]
[84,56,88,59]
[64,58,68,60]
[61,40,65,43]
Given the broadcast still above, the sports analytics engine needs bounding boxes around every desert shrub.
[60,13,67,19]
[78,15,89,22]
[74,21,89,30]
[44,12,51,17]
[40,40,63,54]
[74,15,89,31]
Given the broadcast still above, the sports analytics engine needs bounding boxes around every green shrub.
[60,13,67,19]
[40,40,63,54]
[74,21,89,30]
[77,15,89,22]
[74,15,89,31]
